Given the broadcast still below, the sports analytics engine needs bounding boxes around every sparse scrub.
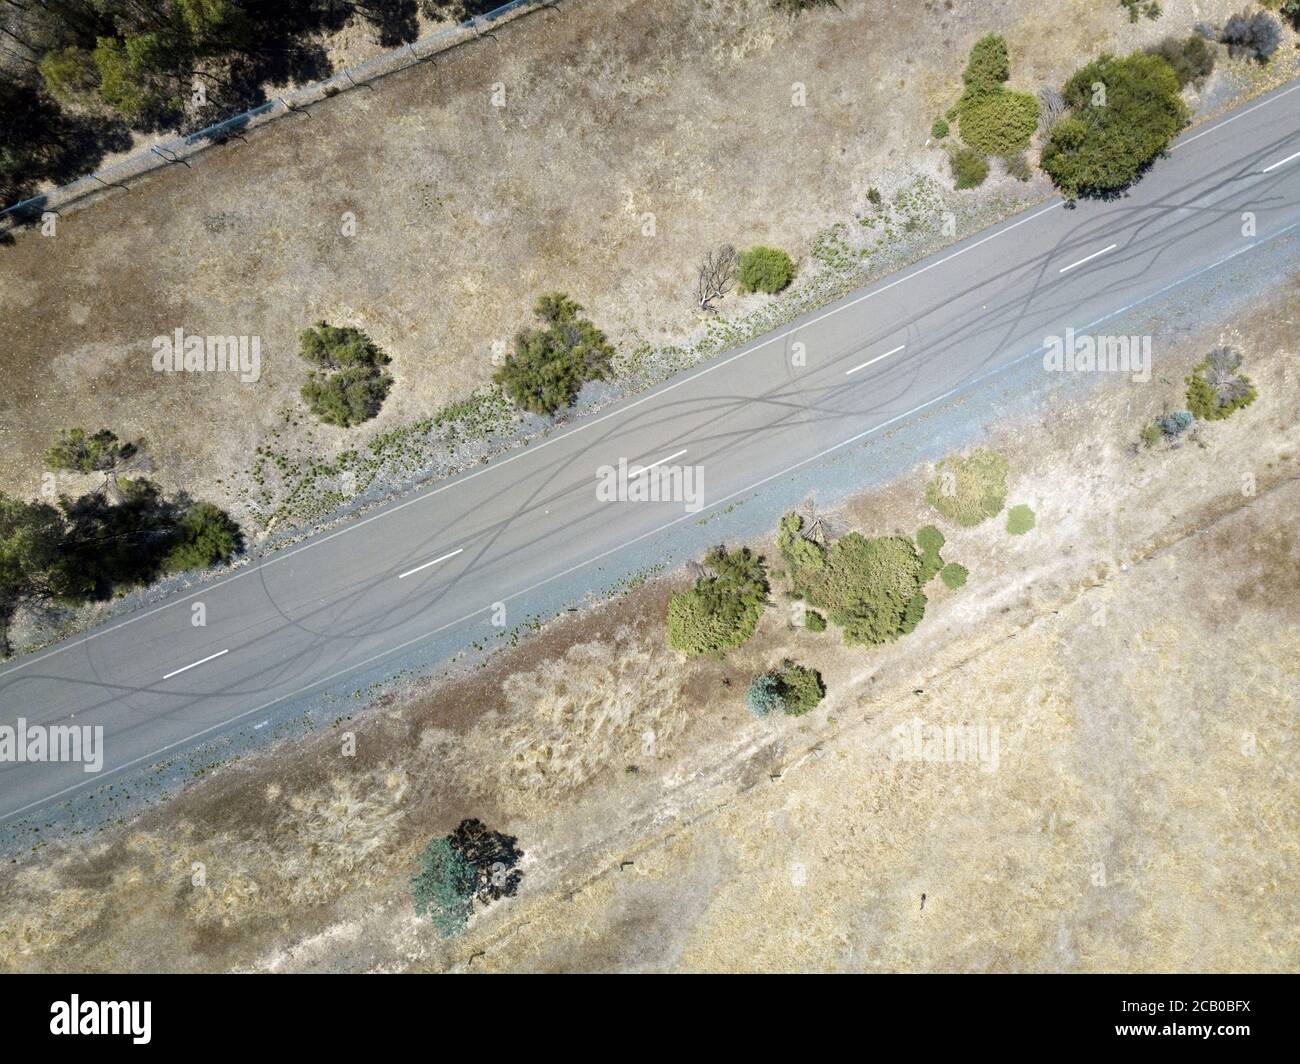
[1186,348,1257,420]
[951,148,989,189]
[493,293,615,417]
[736,246,796,295]
[925,449,1009,527]
[1147,35,1216,88]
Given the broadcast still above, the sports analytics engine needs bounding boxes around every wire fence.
[0,0,547,229]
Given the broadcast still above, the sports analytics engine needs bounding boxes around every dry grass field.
[2,272,1294,973]
[2,0,1289,541]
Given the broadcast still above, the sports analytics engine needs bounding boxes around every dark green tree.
[493,293,614,416]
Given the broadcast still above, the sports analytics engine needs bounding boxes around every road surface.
[2,79,1298,824]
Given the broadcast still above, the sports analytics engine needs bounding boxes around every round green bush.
[931,117,949,139]
[774,660,825,716]
[1006,504,1036,535]
[958,90,1038,154]
[737,246,796,295]
[940,562,968,589]
[804,609,827,632]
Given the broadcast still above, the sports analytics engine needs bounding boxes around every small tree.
[163,502,243,573]
[736,246,795,295]
[1040,52,1188,197]
[494,293,614,416]
[694,244,737,311]
[298,322,393,427]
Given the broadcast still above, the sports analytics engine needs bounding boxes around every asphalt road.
[2,80,1298,825]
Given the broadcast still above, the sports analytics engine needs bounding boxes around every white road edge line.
[1262,149,1300,173]
[8,207,1297,827]
[396,547,464,580]
[628,448,687,476]
[162,648,229,680]
[845,344,906,376]
[3,78,1297,682]
[1058,243,1117,273]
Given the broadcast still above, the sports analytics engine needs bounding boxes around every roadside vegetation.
[745,659,825,717]
[298,322,393,428]
[1186,347,1257,420]
[1,429,241,655]
[0,0,482,208]
[411,818,523,938]
[666,546,770,656]
[493,293,615,417]
[946,35,1038,190]
[736,246,796,295]
[924,449,1009,527]
[1039,51,1189,198]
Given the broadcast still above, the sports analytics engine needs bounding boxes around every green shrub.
[163,502,243,573]
[411,836,477,938]
[43,428,129,475]
[1006,504,1036,535]
[1140,422,1162,448]
[494,293,614,416]
[746,673,783,717]
[804,609,827,632]
[298,322,393,427]
[963,34,1011,95]
[1186,348,1256,420]
[940,562,968,589]
[779,513,933,647]
[1040,52,1188,197]
[950,148,989,189]
[1147,35,1216,88]
[925,449,1009,526]
[773,660,825,715]
[737,246,796,294]
[916,525,945,555]
[931,117,949,139]
[959,89,1038,154]
[666,546,769,655]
